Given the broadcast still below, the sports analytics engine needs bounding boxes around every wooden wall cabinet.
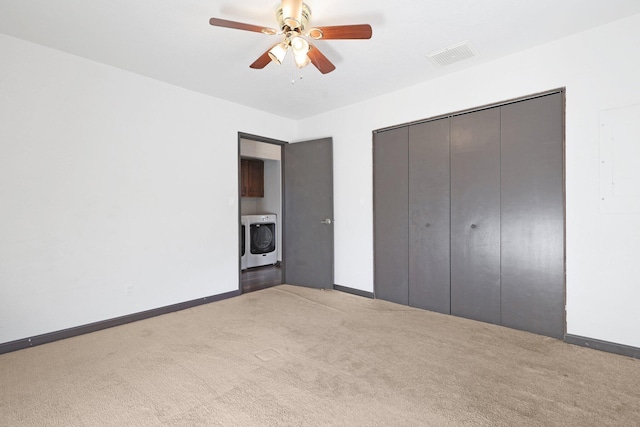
[241,159,264,198]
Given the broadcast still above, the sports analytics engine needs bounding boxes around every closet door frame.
[373,87,566,338]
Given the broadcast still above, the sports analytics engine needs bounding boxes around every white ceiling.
[1,0,640,120]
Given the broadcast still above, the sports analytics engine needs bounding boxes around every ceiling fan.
[209,0,372,74]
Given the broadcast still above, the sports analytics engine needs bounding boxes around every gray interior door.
[500,93,565,338]
[283,138,334,289]
[373,127,409,305]
[450,109,502,324]
[409,118,451,313]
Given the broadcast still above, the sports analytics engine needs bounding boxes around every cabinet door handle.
[321,218,333,225]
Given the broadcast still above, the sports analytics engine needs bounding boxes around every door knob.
[321,218,333,225]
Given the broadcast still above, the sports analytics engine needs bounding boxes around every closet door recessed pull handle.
[471,224,477,229]
[425,223,431,228]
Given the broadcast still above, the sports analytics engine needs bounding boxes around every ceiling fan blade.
[209,17,277,35]
[249,47,275,69]
[308,24,372,40]
[280,0,303,28]
[307,44,336,74]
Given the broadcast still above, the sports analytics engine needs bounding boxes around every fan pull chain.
[291,72,304,85]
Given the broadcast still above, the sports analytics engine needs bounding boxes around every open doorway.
[238,133,285,294]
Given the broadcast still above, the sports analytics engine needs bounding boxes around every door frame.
[236,132,288,294]
[372,87,567,337]
[237,132,287,293]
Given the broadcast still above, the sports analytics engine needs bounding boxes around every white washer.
[246,214,277,268]
[240,216,249,270]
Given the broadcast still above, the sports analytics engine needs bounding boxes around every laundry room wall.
[260,160,282,261]
[0,34,295,345]
[295,14,640,349]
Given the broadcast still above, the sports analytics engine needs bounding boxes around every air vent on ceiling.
[426,41,476,67]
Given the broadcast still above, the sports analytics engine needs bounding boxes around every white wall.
[0,34,295,344]
[296,14,640,348]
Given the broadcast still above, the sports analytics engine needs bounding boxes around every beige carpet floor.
[1,285,638,426]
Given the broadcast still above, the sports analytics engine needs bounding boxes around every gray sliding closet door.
[408,119,451,313]
[500,93,565,338]
[374,127,409,305]
[450,109,501,324]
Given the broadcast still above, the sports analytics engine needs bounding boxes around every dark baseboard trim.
[333,284,374,299]
[0,289,241,355]
[565,334,640,359]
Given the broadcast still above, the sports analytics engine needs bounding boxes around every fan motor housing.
[276,3,311,30]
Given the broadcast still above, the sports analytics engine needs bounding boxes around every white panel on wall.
[600,103,640,213]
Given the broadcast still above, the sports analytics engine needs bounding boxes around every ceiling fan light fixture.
[291,37,309,55]
[268,42,289,64]
[294,52,311,68]
[291,36,310,68]
[209,1,370,74]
